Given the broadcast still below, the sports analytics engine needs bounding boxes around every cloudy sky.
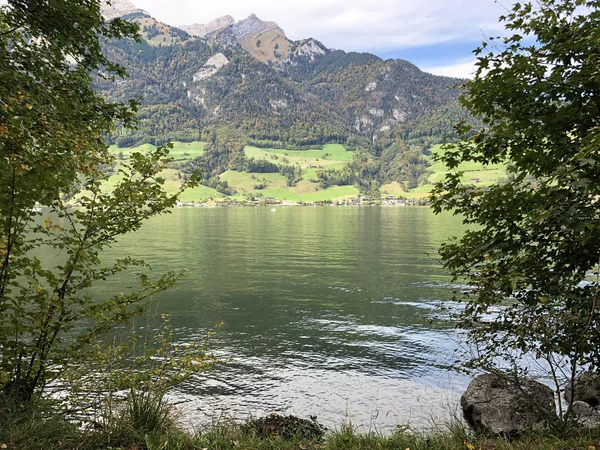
[133,0,509,78]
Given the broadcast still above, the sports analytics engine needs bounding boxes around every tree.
[430,0,600,421]
[0,0,195,402]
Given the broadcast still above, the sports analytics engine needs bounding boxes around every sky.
[132,0,510,78]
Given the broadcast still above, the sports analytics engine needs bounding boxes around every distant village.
[59,195,428,210]
[174,195,429,208]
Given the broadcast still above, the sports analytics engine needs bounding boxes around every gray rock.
[461,373,557,436]
[570,400,600,429]
[100,0,147,20]
[564,372,600,407]
[208,28,241,49]
[192,53,230,82]
[572,400,594,415]
[180,16,235,38]
[232,14,284,40]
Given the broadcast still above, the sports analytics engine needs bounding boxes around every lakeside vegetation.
[2,0,600,448]
[3,402,600,450]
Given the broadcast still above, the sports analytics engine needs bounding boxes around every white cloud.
[0,0,508,69]
[423,59,478,79]
[134,0,506,53]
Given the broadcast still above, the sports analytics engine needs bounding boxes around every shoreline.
[173,198,429,208]
[59,199,430,209]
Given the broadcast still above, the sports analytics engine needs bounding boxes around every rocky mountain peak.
[295,39,327,60]
[180,15,235,38]
[100,0,147,20]
[232,13,285,39]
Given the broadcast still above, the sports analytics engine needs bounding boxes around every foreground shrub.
[242,413,327,441]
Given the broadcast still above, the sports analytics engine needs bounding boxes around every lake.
[96,206,470,432]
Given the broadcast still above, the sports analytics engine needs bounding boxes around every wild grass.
[3,395,600,450]
[124,387,176,436]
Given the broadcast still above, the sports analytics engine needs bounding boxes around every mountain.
[180,15,235,38]
[185,14,295,65]
[96,3,474,194]
[100,0,147,20]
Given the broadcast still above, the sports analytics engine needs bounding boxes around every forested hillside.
[96,10,476,195]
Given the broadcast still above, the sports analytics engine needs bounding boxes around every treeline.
[246,127,373,150]
[175,127,304,194]
[172,126,430,195]
[315,143,430,194]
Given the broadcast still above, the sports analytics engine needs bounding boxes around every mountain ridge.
[96,0,474,194]
[98,8,468,146]
[100,0,147,20]
[179,15,235,38]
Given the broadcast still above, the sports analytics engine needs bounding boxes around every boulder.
[570,400,600,429]
[461,373,556,436]
[564,371,600,407]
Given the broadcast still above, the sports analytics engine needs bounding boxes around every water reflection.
[95,207,469,431]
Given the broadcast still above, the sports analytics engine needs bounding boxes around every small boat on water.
[271,208,276,212]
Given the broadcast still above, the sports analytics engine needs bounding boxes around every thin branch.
[0,26,21,37]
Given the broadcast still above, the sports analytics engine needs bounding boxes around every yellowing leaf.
[464,442,475,450]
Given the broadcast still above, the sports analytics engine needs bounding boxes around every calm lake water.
[97,206,470,432]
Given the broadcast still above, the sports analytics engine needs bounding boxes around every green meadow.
[103,142,210,196]
[108,141,205,163]
[426,143,507,184]
[106,142,507,202]
[244,143,353,165]
[107,142,358,202]
[381,144,509,199]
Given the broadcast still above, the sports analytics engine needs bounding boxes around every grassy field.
[427,144,507,182]
[105,141,508,202]
[108,141,205,163]
[244,143,354,166]
[163,141,206,162]
[379,181,406,197]
[105,141,223,200]
[220,170,358,202]
[220,170,288,193]
[244,145,353,177]
[177,185,225,202]
[137,17,189,47]
[105,142,358,202]
[388,144,509,199]
[239,144,356,201]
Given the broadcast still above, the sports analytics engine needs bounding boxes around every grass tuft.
[2,396,600,449]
